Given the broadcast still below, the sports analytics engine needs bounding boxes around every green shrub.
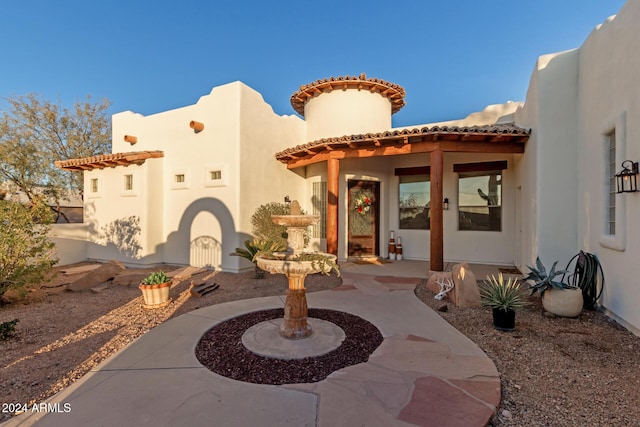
[0,198,57,300]
[251,202,310,249]
[0,319,19,340]
[141,271,170,285]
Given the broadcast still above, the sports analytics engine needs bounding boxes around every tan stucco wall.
[574,2,640,333]
[304,90,393,141]
[86,82,308,272]
[516,0,640,333]
[396,102,523,131]
[50,224,88,266]
[516,49,580,269]
[238,84,307,236]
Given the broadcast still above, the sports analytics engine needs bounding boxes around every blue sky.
[0,0,626,128]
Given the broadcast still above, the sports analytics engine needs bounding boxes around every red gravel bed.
[195,308,383,385]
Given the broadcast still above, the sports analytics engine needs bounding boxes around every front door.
[348,180,380,257]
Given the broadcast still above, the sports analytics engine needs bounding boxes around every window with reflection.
[458,171,502,231]
[399,175,430,230]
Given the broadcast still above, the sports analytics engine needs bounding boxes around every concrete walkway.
[5,270,501,427]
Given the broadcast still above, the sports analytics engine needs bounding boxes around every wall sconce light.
[190,120,205,133]
[615,160,639,193]
[443,197,449,210]
[284,195,291,204]
[124,135,137,145]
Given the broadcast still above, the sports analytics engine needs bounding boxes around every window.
[312,181,327,238]
[458,171,502,231]
[124,174,133,191]
[607,130,616,235]
[91,178,98,193]
[399,175,430,230]
[172,170,190,190]
[205,165,227,187]
[599,112,627,251]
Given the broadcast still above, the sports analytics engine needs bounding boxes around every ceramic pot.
[139,281,172,309]
[492,308,516,332]
[542,287,584,317]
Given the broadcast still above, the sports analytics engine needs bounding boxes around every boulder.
[451,263,481,307]
[426,271,453,297]
[67,261,125,292]
[112,272,150,287]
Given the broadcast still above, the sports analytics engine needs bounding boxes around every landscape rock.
[67,261,125,292]
[426,271,453,296]
[451,263,481,308]
[112,272,150,287]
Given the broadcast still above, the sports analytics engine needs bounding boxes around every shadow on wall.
[99,216,143,259]
[163,197,252,270]
[58,198,252,271]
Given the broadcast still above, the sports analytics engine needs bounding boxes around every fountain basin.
[256,253,337,277]
[271,215,319,227]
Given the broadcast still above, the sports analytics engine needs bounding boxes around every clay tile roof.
[54,150,164,171]
[290,73,406,116]
[275,124,530,163]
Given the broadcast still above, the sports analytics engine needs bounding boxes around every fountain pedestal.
[282,275,311,338]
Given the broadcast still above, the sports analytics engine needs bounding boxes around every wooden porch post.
[430,150,444,271]
[327,157,339,256]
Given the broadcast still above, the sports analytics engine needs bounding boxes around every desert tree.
[0,94,111,221]
[0,197,57,302]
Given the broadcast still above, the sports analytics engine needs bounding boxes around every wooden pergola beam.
[430,150,444,272]
[284,139,525,169]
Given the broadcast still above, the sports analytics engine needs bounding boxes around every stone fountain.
[255,200,338,339]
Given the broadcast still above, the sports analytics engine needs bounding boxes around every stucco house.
[55,0,639,333]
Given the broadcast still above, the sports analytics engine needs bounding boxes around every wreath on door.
[354,194,371,215]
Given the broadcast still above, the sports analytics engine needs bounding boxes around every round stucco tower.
[291,73,406,141]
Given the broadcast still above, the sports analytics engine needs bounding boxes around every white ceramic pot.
[542,287,583,317]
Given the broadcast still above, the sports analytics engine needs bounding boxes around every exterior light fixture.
[443,198,449,210]
[284,195,291,204]
[615,160,639,193]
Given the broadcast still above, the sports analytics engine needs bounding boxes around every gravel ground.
[2,264,640,426]
[0,264,340,423]
[195,308,383,384]
[415,283,640,427]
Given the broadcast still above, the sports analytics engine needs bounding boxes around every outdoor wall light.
[124,135,137,145]
[190,120,205,133]
[615,160,639,193]
[443,197,449,210]
[284,195,291,204]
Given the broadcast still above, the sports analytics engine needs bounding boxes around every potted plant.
[524,257,583,317]
[139,271,172,309]
[479,273,527,331]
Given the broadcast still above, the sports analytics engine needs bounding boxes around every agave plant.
[231,238,285,262]
[523,256,573,296]
[479,273,527,311]
[230,238,285,278]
